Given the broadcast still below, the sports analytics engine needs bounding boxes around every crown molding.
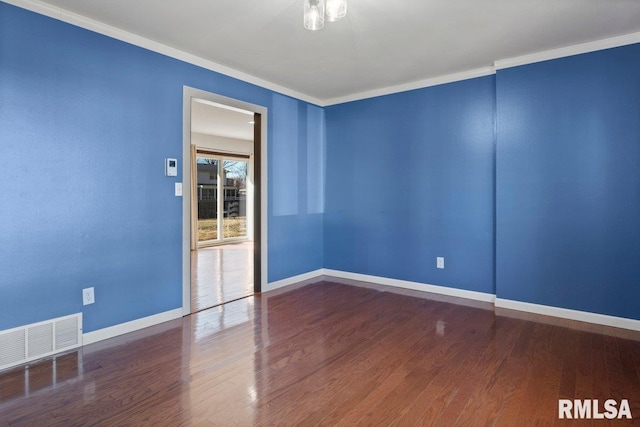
[322,67,497,106]
[2,0,324,106]
[494,31,640,70]
[4,0,640,106]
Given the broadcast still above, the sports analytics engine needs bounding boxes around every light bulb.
[304,0,325,31]
[326,0,347,22]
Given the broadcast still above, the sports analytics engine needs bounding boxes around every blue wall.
[2,2,639,334]
[0,3,324,332]
[324,77,496,294]
[269,99,325,279]
[496,45,640,320]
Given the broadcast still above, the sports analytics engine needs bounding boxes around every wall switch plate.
[175,182,183,196]
[83,287,95,305]
[437,257,445,269]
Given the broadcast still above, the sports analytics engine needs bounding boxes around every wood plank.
[0,281,639,426]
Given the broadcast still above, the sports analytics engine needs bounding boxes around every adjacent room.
[189,99,256,312]
[1,0,639,425]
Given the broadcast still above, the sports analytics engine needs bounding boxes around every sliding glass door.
[196,156,219,242]
[196,152,250,246]
[222,160,248,240]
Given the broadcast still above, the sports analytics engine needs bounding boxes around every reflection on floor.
[3,280,640,425]
[0,351,81,403]
[191,241,253,312]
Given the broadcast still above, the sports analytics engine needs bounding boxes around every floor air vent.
[0,313,82,371]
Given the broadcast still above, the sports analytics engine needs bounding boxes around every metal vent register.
[0,314,82,371]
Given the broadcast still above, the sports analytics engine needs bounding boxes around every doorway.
[191,150,253,312]
[182,88,267,316]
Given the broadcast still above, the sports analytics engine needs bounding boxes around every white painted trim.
[5,0,640,105]
[265,268,494,304]
[323,67,496,106]
[494,32,640,70]
[322,269,496,303]
[324,270,640,332]
[2,0,323,106]
[265,269,325,292]
[77,273,640,351]
[82,308,182,345]
[495,298,640,332]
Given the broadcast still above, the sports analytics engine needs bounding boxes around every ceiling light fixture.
[326,0,347,22]
[304,0,324,31]
[304,0,346,31]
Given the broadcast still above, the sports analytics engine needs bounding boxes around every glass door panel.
[222,160,248,239]
[196,157,219,243]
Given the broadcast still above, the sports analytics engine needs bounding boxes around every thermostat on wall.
[165,158,177,176]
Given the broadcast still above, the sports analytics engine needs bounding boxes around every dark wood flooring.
[1,279,639,426]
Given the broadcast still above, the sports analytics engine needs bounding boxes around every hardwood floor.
[1,279,639,426]
[191,242,253,312]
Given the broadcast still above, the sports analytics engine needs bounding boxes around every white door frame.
[182,86,268,316]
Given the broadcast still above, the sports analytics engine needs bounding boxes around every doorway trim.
[182,87,268,316]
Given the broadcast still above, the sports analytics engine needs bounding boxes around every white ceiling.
[17,0,640,103]
[191,100,254,141]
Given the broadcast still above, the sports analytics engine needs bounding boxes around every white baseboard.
[83,308,183,345]
[323,270,640,332]
[265,269,325,292]
[495,298,640,332]
[82,273,640,347]
[323,269,496,303]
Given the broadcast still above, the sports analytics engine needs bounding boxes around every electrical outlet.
[83,287,95,305]
[437,257,445,269]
